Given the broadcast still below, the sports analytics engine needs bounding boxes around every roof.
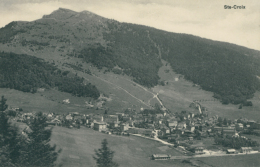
[152,154,171,158]
[94,122,106,125]
[241,147,252,150]
[227,149,236,152]
[196,147,204,149]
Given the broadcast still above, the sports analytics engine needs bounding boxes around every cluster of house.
[8,105,260,156]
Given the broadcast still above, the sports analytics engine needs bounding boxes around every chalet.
[240,147,253,153]
[151,154,171,160]
[94,122,107,131]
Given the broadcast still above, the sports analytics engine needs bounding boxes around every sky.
[0,0,259,50]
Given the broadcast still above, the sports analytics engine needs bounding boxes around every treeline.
[80,20,260,104]
[149,31,260,104]
[0,52,100,99]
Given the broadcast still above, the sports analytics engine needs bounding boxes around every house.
[155,114,164,119]
[252,123,260,129]
[240,147,253,153]
[186,125,195,133]
[235,123,244,131]
[120,124,129,131]
[94,122,107,131]
[226,149,237,154]
[93,115,104,122]
[151,154,171,160]
[63,99,70,104]
[65,114,73,121]
[177,122,186,130]
[247,120,256,127]
[161,127,170,135]
[193,147,204,154]
[110,121,120,128]
[167,120,178,127]
[104,115,118,123]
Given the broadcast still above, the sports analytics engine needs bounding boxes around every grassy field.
[50,126,192,167]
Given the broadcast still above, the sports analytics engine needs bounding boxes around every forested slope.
[0,52,100,99]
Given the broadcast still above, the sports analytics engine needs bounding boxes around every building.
[193,147,204,154]
[235,123,244,131]
[226,149,237,154]
[186,125,195,132]
[167,120,178,127]
[94,122,107,131]
[65,114,73,121]
[240,147,253,153]
[110,121,120,128]
[104,115,119,123]
[120,124,129,131]
[151,154,171,160]
[161,127,170,135]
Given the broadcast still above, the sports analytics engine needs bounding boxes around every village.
[8,100,260,161]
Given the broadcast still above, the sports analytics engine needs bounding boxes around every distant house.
[63,99,70,104]
[94,122,107,131]
[240,147,253,153]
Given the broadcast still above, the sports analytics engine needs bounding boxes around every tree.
[93,139,119,167]
[0,96,21,166]
[20,112,61,167]
[0,96,8,112]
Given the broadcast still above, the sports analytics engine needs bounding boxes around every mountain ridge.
[0,8,260,108]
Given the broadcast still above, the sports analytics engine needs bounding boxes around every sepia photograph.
[0,0,259,166]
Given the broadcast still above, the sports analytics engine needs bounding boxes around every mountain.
[0,8,260,109]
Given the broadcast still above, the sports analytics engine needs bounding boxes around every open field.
[0,88,105,115]
[50,126,194,167]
